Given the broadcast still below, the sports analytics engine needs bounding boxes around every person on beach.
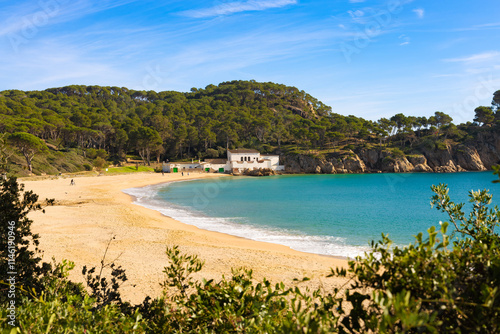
[70,179,75,186]
[182,172,184,176]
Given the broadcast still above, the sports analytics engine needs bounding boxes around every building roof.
[261,154,279,156]
[205,159,228,164]
[228,149,259,154]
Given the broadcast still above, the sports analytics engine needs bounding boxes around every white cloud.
[347,10,364,18]
[180,0,297,18]
[0,39,127,90]
[0,0,139,38]
[412,8,424,19]
[398,34,410,46]
[348,0,366,3]
[444,51,500,63]
[474,22,500,28]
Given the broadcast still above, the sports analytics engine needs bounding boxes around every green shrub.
[382,156,395,164]
[391,147,405,158]
[0,177,54,303]
[419,137,435,151]
[141,246,340,333]
[83,163,93,171]
[435,140,448,151]
[334,183,500,333]
[2,260,145,333]
[93,157,108,171]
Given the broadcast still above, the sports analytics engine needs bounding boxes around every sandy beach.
[22,172,349,305]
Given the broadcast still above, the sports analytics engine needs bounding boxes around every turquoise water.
[124,172,499,258]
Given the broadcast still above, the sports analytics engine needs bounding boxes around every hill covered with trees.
[0,80,499,176]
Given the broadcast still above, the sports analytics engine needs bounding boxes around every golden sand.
[22,172,349,305]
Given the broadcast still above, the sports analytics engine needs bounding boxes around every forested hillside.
[1,80,499,175]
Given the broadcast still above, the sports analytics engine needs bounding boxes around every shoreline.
[22,172,349,304]
[123,178,354,261]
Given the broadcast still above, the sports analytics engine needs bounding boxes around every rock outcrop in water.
[281,132,500,174]
[244,168,276,176]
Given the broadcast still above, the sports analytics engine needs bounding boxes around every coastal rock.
[473,131,500,169]
[282,152,367,174]
[413,164,433,172]
[453,146,486,171]
[245,168,276,176]
[359,148,380,169]
[319,161,336,174]
[421,144,459,172]
[407,155,432,172]
[282,132,499,174]
[331,158,347,173]
[380,157,413,173]
[395,158,414,173]
[283,154,319,173]
[342,154,366,173]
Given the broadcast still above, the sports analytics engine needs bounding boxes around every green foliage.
[435,140,447,151]
[0,133,13,174]
[493,165,500,183]
[474,106,495,126]
[333,182,500,333]
[93,156,108,170]
[1,260,145,333]
[390,147,405,158]
[1,84,499,174]
[0,177,54,302]
[105,166,155,174]
[419,137,448,152]
[205,148,219,158]
[8,132,48,173]
[86,148,108,160]
[0,81,339,163]
[142,246,341,333]
[81,237,131,313]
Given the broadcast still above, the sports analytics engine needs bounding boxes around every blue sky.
[1,0,499,121]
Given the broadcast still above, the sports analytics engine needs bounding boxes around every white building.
[203,159,232,173]
[227,149,284,173]
[164,149,284,174]
[163,161,202,173]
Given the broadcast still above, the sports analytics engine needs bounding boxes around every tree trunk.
[138,148,146,165]
[23,151,34,173]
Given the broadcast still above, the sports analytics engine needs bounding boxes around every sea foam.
[123,182,369,259]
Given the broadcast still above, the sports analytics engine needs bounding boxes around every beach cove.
[22,172,349,305]
[125,171,498,259]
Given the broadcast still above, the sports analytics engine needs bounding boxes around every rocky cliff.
[281,132,500,174]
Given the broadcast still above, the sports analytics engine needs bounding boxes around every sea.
[123,172,499,259]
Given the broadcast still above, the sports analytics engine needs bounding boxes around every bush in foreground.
[335,184,500,333]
